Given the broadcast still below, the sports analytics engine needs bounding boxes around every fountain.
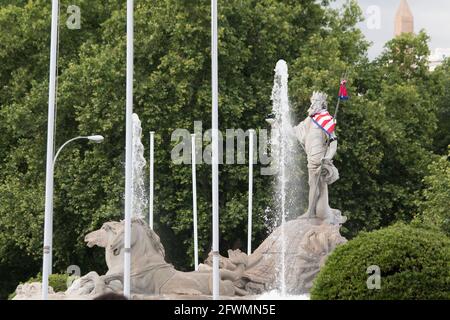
[131,113,147,220]
[270,60,290,295]
[13,67,348,300]
[270,60,302,296]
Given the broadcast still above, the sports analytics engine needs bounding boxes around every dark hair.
[93,292,128,300]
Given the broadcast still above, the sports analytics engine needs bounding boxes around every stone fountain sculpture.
[13,65,347,300]
[281,91,346,225]
[58,219,250,297]
[14,95,346,299]
[13,218,345,299]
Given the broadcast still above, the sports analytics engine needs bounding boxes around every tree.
[324,31,438,236]
[417,149,450,236]
[0,1,368,298]
[0,0,444,299]
[55,0,368,269]
[0,0,123,298]
[429,59,450,154]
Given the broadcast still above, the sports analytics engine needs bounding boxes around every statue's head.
[308,91,328,116]
[103,219,166,258]
[85,221,122,249]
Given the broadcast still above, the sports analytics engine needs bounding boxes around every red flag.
[339,79,349,100]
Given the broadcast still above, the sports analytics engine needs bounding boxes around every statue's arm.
[323,136,337,160]
[293,120,306,147]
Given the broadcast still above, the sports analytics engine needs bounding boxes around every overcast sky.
[332,0,450,59]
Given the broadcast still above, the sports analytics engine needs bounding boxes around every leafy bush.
[311,223,450,300]
[8,273,69,300]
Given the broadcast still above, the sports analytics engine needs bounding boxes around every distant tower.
[395,0,414,36]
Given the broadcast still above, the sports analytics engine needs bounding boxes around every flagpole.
[211,0,220,300]
[123,0,134,299]
[191,134,199,271]
[42,0,59,300]
[309,74,348,218]
[149,131,155,229]
[247,129,254,255]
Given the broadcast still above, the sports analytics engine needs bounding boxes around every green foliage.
[417,149,450,235]
[430,59,450,154]
[311,223,450,300]
[331,32,438,236]
[8,273,69,300]
[0,0,447,300]
[288,29,438,237]
[0,0,370,287]
[0,0,118,298]
[27,273,69,293]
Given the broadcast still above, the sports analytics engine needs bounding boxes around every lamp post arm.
[53,136,86,169]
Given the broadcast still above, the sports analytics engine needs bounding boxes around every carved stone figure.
[13,216,346,299]
[69,218,346,297]
[269,91,346,225]
[203,217,347,295]
[296,91,344,224]
[13,91,349,299]
[66,219,249,297]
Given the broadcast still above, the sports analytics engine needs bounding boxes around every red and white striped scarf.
[311,111,336,136]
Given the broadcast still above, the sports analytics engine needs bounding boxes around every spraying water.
[132,113,147,219]
[270,60,304,296]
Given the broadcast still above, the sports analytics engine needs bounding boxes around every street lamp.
[42,134,104,300]
[53,135,104,167]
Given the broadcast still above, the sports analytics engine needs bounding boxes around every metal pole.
[247,130,254,255]
[42,0,59,300]
[123,0,134,299]
[149,131,155,229]
[211,0,220,300]
[191,134,199,271]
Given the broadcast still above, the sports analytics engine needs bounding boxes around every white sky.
[332,0,450,59]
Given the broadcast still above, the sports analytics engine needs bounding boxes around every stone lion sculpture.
[71,217,346,296]
[66,219,249,297]
[13,215,346,299]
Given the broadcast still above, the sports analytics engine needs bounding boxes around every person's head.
[93,292,128,300]
[308,91,328,116]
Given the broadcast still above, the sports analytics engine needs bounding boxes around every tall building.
[395,0,414,36]
[392,0,448,71]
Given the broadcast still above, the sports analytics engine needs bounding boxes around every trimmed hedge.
[311,223,450,300]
